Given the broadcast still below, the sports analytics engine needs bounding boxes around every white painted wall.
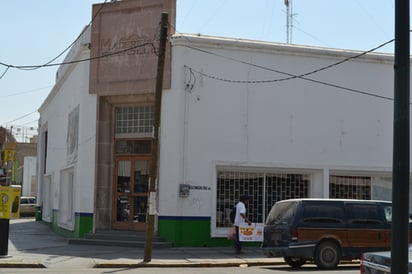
[22,156,36,197]
[37,30,96,216]
[159,35,402,218]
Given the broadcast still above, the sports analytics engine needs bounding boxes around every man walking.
[233,195,252,254]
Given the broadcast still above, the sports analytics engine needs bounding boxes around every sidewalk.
[0,219,283,269]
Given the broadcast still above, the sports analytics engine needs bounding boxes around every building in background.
[0,126,37,193]
[36,0,410,246]
[19,156,37,197]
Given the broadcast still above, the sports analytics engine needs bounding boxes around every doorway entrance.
[113,156,150,231]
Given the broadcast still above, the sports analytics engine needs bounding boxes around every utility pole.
[391,0,410,273]
[143,12,168,263]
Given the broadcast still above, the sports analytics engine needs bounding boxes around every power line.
[0,1,109,80]
[185,65,394,102]
[0,85,52,98]
[165,26,400,102]
[0,67,9,80]
[169,23,397,79]
[182,36,394,83]
[169,28,397,102]
[18,0,109,71]
[0,42,156,70]
[18,119,38,127]
[1,2,162,71]
[6,110,38,124]
[178,37,398,102]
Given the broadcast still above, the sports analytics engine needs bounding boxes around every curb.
[94,260,284,268]
[0,259,360,269]
[0,262,46,268]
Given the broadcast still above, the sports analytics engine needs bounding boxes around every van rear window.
[266,201,297,225]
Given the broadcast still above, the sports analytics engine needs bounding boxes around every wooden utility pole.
[391,0,410,273]
[143,12,169,263]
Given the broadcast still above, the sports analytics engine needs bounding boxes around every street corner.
[0,256,45,268]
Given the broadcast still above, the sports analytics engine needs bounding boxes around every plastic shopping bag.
[227,225,236,240]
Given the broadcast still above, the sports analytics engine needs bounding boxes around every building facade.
[36,0,411,246]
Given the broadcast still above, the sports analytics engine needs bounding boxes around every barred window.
[216,170,310,228]
[329,175,371,200]
[115,106,153,136]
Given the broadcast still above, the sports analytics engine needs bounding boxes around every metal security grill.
[216,170,310,228]
[265,173,310,218]
[329,175,371,200]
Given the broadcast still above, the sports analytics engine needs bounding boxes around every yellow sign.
[11,185,21,218]
[0,186,11,219]
[4,150,15,161]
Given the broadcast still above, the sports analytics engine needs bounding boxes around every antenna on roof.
[285,0,295,44]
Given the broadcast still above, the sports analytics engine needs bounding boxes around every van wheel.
[284,256,306,268]
[314,241,341,269]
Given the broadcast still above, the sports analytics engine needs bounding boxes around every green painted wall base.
[158,216,259,247]
[41,213,258,247]
[44,210,93,238]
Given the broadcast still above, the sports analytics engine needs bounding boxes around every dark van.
[262,198,412,269]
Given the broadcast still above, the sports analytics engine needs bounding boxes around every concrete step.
[68,230,172,248]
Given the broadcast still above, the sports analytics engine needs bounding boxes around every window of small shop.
[215,170,310,231]
[329,175,371,200]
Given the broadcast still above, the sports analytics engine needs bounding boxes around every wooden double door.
[113,156,150,231]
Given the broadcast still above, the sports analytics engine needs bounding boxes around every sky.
[0,0,396,141]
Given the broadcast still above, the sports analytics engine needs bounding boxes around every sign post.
[0,186,11,257]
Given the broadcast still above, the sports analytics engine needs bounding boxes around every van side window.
[347,204,382,225]
[301,204,344,224]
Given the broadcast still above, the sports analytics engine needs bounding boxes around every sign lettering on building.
[89,0,175,96]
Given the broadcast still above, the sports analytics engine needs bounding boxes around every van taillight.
[291,228,298,241]
[360,254,364,274]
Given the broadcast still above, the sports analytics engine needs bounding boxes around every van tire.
[314,241,341,269]
[284,256,306,268]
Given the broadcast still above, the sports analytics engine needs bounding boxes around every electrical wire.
[185,65,394,102]
[18,119,39,126]
[0,1,109,80]
[0,10,162,70]
[182,43,396,101]
[0,67,9,80]
[6,110,38,124]
[18,0,109,71]
[0,11,161,125]
[169,23,397,81]
[169,24,398,102]
[182,37,394,83]
[0,42,156,69]
[0,85,53,98]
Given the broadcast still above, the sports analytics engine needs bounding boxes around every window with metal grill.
[115,106,154,136]
[329,175,371,200]
[216,170,310,228]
